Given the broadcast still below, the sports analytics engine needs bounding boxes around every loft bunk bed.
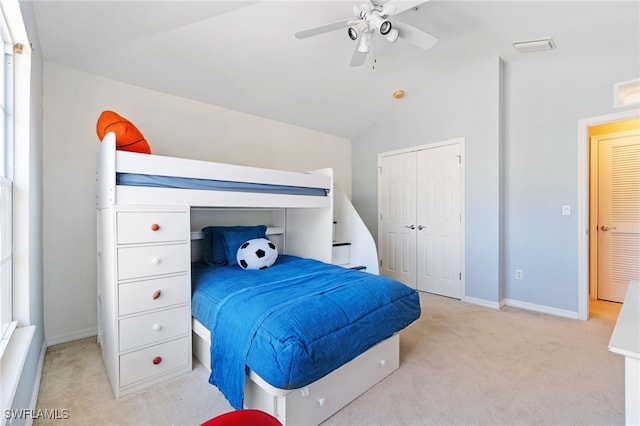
[97,132,332,210]
[96,131,420,425]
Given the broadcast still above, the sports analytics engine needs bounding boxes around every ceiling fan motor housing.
[295,1,438,67]
[350,4,394,39]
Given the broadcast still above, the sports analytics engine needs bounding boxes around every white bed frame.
[192,319,399,426]
[97,131,400,425]
[97,132,333,211]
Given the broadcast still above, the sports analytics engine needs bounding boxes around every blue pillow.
[221,226,268,267]
[202,225,267,266]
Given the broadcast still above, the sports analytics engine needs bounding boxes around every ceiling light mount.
[513,37,556,53]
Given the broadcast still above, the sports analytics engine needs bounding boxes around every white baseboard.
[463,296,501,310]
[45,328,97,347]
[503,298,579,319]
[462,296,579,320]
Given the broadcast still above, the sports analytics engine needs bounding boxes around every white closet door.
[597,130,640,302]
[379,152,417,287]
[416,145,462,298]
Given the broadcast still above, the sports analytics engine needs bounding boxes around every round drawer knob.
[152,356,162,365]
[317,398,326,407]
[152,257,161,264]
[151,223,160,231]
[152,324,162,332]
[379,359,386,367]
[152,290,162,300]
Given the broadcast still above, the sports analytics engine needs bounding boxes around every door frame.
[377,137,466,298]
[577,109,639,320]
[589,128,639,302]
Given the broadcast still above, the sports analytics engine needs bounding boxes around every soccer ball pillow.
[236,238,278,270]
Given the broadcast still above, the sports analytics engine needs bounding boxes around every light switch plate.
[562,205,571,216]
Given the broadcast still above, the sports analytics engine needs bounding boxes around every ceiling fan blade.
[350,45,368,67]
[382,0,429,16]
[394,20,438,50]
[295,18,352,40]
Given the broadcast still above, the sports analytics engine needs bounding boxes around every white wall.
[504,55,639,312]
[42,63,351,344]
[353,57,504,304]
[352,52,640,314]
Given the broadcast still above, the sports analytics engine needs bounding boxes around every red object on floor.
[201,409,282,426]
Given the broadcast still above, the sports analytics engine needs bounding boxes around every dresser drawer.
[117,211,188,244]
[119,306,190,351]
[119,275,189,316]
[120,337,190,387]
[117,243,188,280]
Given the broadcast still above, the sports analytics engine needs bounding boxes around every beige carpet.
[34,293,624,426]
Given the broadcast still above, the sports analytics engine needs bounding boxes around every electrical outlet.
[562,205,571,216]
[515,269,523,280]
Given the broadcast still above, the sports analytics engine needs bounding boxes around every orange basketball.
[96,110,151,154]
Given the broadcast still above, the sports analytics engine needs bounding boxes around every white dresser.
[608,280,639,426]
[97,205,192,398]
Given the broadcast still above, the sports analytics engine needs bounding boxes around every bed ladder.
[331,183,379,274]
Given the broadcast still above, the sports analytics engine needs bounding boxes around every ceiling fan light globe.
[379,20,392,35]
[386,28,399,43]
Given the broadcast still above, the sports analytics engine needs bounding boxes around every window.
[0,2,15,356]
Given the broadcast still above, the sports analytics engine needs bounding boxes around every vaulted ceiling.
[31,1,640,139]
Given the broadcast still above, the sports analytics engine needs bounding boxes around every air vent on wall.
[512,38,556,53]
[614,79,640,107]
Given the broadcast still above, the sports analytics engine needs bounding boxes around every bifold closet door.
[379,152,417,287]
[379,143,462,297]
[416,145,462,299]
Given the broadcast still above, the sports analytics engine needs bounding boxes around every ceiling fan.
[295,0,438,67]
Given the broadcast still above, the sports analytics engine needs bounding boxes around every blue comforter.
[191,255,420,410]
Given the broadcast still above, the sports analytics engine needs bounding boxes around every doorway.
[588,120,640,303]
[578,110,640,320]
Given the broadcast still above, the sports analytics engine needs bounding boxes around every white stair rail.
[332,183,379,274]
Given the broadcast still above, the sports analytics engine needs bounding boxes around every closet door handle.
[417,225,425,230]
[600,225,616,231]
[405,225,415,230]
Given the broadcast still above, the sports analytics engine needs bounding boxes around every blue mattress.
[116,173,329,196]
[191,255,421,410]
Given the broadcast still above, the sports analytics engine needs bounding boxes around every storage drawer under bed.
[244,334,400,426]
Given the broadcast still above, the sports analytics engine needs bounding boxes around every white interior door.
[416,145,462,298]
[379,152,417,287]
[597,130,640,302]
